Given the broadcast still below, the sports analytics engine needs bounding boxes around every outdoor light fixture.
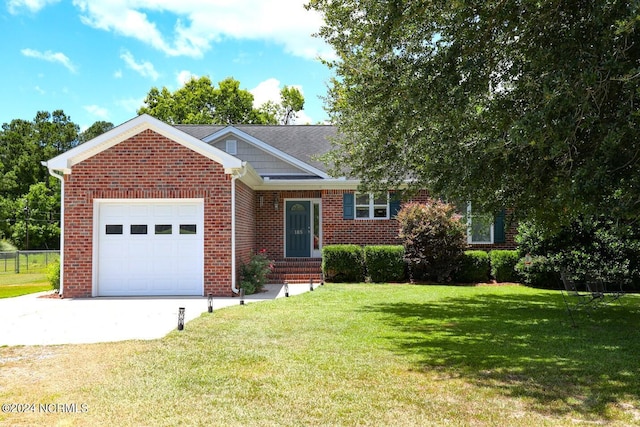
[259,195,264,208]
[177,307,185,331]
[273,193,279,210]
[284,281,289,297]
[208,293,213,313]
[239,288,245,305]
[310,278,314,292]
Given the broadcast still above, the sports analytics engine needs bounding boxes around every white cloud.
[71,0,333,60]
[7,0,59,14]
[293,110,314,125]
[84,104,109,119]
[116,97,145,114]
[34,85,45,95]
[176,70,197,87]
[120,50,159,80]
[113,70,123,78]
[21,48,77,73]
[250,78,283,108]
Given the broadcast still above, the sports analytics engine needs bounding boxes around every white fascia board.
[203,127,331,179]
[44,114,242,173]
[253,178,360,191]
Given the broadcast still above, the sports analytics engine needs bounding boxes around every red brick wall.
[62,129,234,297]
[322,190,403,246]
[235,179,256,271]
[254,189,517,258]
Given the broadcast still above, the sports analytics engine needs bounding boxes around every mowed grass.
[1,284,640,426]
[0,272,50,298]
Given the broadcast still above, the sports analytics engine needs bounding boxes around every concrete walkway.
[0,283,314,346]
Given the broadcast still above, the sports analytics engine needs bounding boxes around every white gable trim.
[44,114,243,174]
[203,127,331,179]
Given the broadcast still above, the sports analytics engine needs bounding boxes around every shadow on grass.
[362,289,640,418]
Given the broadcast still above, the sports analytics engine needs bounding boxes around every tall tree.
[308,0,640,229]
[0,110,80,246]
[138,76,304,125]
[260,86,306,125]
[79,121,114,143]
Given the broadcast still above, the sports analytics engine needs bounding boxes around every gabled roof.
[175,124,336,174]
[44,114,244,174]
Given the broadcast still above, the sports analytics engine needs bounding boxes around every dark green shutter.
[494,209,506,243]
[343,193,354,219]
[389,196,402,218]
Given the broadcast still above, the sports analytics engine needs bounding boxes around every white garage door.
[96,200,204,296]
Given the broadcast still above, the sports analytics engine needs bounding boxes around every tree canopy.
[137,76,305,125]
[0,110,112,248]
[308,0,640,229]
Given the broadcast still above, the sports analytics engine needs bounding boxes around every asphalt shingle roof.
[175,124,336,174]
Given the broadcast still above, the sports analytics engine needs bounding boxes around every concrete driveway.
[0,283,313,346]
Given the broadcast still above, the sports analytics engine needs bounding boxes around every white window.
[225,140,237,155]
[355,193,389,219]
[466,203,493,244]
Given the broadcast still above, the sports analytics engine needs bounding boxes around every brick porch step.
[268,259,323,284]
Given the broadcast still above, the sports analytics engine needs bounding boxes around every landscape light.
[310,278,314,292]
[208,293,213,313]
[177,307,185,331]
[284,281,289,298]
[240,288,245,305]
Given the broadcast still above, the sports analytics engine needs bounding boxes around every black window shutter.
[343,193,354,219]
[494,209,506,243]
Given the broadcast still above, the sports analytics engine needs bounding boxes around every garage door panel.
[97,200,204,296]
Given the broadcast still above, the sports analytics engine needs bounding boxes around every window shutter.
[343,193,354,219]
[389,196,402,218]
[494,209,506,243]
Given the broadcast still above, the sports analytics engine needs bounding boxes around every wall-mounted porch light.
[208,293,213,313]
[273,193,280,210]
[259,195,264,208]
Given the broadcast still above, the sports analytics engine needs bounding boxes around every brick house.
[44,114,516,298]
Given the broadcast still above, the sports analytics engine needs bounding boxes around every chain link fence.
[0,250,60,274]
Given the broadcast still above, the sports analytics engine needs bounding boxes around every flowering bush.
[240,249,274,295]
[397,200,467,282]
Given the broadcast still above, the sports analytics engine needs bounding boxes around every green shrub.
[322,245,365,282]
[240,250,273,295]
[47,261,60,292]
[397,200,467,282]
[515,255,560,288]
[489,250,520,282]
[516,218,640,290]
[364,245,405,283]
[456,250,490,283]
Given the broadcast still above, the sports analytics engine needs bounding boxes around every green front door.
[286,201,311,257]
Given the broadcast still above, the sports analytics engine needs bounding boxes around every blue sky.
[0,0,334,130]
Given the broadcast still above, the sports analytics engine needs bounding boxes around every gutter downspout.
[43,163,64,296]
[230,162,248,294]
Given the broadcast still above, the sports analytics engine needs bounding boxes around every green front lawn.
[0,272,50,298]
[1,284,639,426]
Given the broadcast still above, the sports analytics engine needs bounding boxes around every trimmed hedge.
[364,245,405,283]
[456,250,490,283]
[489,250,520,282]
[322,244,365,283]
